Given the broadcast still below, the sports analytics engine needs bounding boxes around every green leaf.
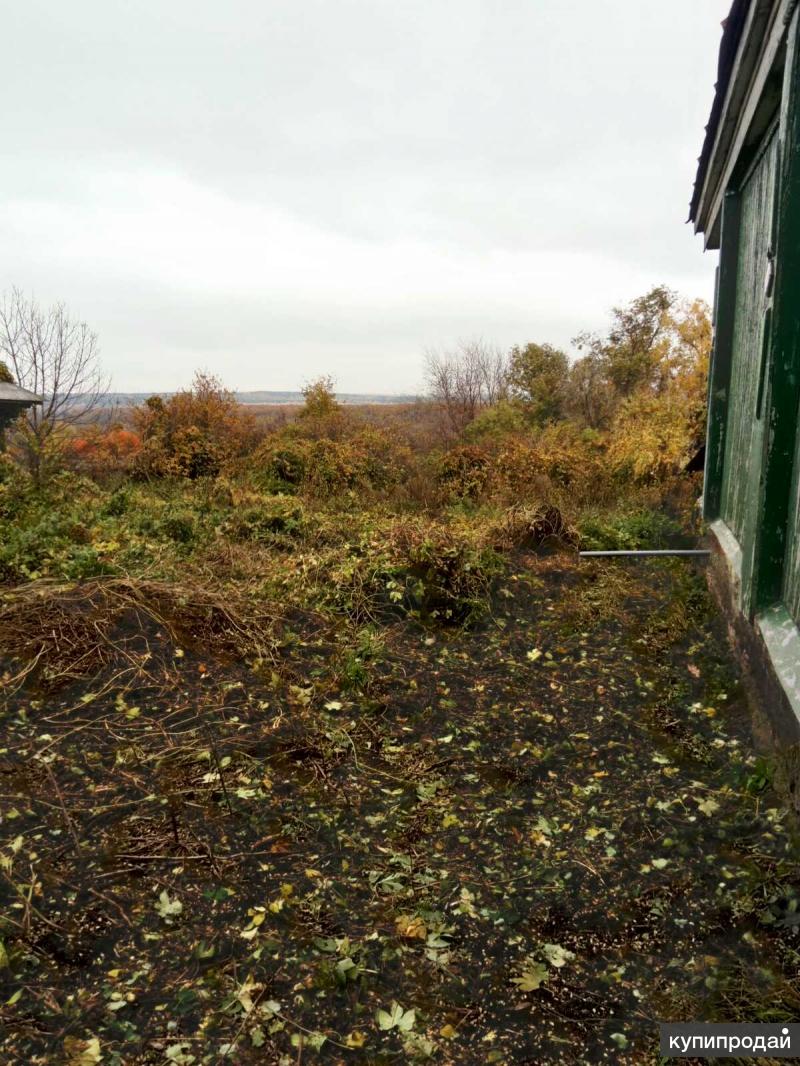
[542,943,575,969]
[511,960,548,991]
[155,890,183,921]
[377,1001,415,1031]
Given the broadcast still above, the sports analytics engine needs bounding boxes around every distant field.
[92,391,420,408]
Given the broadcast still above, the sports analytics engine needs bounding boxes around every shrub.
[100,488,131,517]
[158,513,197,545]
[0,456,33,520]
[435,445,491,500]
[462,401,529,442]
[270,446,307,487]
[221,498,306,543]
[65,426,142,480]
[607,388,696,483]
[492,425,608,503]
[0,508,113,583]
[493,504,578,552]
[133,373,258,480]
[577,507,681,551]
[390,521,502,624]
[133,508,198,546]
[253,429,412,499]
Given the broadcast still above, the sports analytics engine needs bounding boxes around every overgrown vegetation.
[2,289,796,1065]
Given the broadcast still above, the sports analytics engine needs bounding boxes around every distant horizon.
[90,389,422,407]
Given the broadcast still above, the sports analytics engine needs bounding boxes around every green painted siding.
[782,429,800,624]
[719,132,779,574]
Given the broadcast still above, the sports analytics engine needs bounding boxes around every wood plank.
[704,190,741,521]
[752,5,800,612]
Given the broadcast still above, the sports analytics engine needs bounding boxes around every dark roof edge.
[689,0,751,228]
[0,382,44,405]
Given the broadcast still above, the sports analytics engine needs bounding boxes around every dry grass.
[0,577,281,692]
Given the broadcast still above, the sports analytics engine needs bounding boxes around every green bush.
[0,509,112,583]
[221,499,306,543]
[0,457,33,520]
[100,488,131,517]
[435,446,491,501]
[253,430,411,499]
[390,522,503,624]
[577,508,681,551]
[133,508,198,546]
[463,401,529,442]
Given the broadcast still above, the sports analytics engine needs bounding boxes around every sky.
[3,0,731,394]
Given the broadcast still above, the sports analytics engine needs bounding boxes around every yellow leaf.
[345,1030,367,1048]
[63,1036,103,1065]
[395,914,427,940]
[439,1024,457,1039]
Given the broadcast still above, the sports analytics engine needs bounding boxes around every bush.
[65,426,142,480]
[159,513,197,545]
[463,401,528,442]
[0,508,113,583]
[253,429,412,499]
[390,521,502,624]
[0,456,33,520]
[607,388,696,483]
[577,507,681,551]
[100,488,131,517]
[493,425,608,502]
[221,498,306,543]
[493,504,578,552]
[133,373,258,480]
[435,445,491,500]
[135,509,198,546]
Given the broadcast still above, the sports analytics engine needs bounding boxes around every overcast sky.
[3,0,730,394]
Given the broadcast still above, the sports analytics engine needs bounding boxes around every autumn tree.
[300,375,340,420]
[606,297,713,481]
[507,342,569,425]
[425,339,509,437]
[0,289,108,482]
[564,352,616,429]
[133,371,256,479]
[573,285,677,405]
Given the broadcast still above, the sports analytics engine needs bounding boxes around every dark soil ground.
[1,553,799,1065]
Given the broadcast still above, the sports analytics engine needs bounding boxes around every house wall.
[784,435,800,624]
[719,129,778,565]
[701,4,800,791]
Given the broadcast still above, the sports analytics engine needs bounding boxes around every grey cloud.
[3,0,730,391]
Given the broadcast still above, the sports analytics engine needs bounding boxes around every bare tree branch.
[424,339,509,437]
[0,289,109,481]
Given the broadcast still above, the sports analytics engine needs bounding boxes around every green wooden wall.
[782,430,800,625]
[719,132,779,580]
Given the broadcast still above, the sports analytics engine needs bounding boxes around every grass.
[1,467,798,1064]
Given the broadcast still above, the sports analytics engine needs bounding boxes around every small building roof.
[0,382,43,406]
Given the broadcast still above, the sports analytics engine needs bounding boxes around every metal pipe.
[579,549,711,559]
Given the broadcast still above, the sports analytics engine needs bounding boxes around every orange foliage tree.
[133,372,258,479]
[65,426,142,479]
